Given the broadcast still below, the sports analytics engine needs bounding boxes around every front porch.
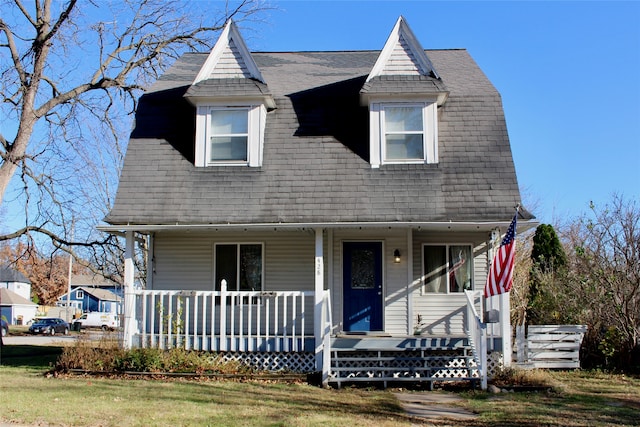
[113,226,517,389]
[123,284,506,388]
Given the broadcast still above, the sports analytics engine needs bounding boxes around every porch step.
[329,340,480,389]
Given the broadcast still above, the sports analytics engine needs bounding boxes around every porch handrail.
[464,290,487,390]
[131,288,316,353]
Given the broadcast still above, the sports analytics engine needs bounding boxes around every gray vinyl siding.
[151,228,490,337]
[383,36,421,75]
[152,230,315,292]
[210,40,252,78]
[411,231,489,336]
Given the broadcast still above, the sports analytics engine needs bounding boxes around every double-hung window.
[383,105,425,161]
[209,108,249,163]
[422,244,473,293]
[194,103,266,167]
[214,243,263,292]
[369,101,438,167]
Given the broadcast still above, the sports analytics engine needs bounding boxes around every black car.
[1,319,8,337]
[28,318,69,335]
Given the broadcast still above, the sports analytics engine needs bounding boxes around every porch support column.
[500,293,512,366]
[146,233,154,290]
[406,228,413,336]
[123,230,136,349]
[313,228,325,374]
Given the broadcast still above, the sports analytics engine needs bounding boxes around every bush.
[55,339,252,375]
[491,366,555,388]
[56,335,125,372]
[114,348,164,372]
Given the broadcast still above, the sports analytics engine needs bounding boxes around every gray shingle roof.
[0,266,30,284]
[360,75,448,96]
[77,287,122,302]
[106,49,531,226]
[184,78,272,99]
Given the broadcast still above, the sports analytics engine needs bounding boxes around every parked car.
[28,318,69,335]
[1,319,8,337]
[73,312,119,331]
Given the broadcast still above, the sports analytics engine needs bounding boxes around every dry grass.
[461,370,640,427]
[0,367,411,426]
[2,345,639,427]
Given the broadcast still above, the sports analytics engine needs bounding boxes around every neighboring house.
[56,274,123,314]
[101,17,536,388]
[0,266,32,300]
[57,286,122,314]
[71,274,123,298]
[0,267,37,325]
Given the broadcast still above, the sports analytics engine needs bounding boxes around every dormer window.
[186,20,273,168]
[209,108,249,163]
[382,103,430,162]
[361,17,446,168]
[194,103,266,167]
[369,100,438,167]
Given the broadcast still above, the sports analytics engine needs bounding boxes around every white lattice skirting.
[215,350,503,378]
[220,351,316,373]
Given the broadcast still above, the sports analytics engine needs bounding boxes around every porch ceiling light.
[394,249,401,263]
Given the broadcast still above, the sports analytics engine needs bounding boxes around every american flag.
[484,213,517,298]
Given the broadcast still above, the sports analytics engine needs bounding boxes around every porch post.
[500,293,512,366]
[406,228,413,336]
[314,228,325,374]
[146,233,154,290]
[123,230,136,349]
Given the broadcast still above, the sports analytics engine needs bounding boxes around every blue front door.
[343,242,383,332]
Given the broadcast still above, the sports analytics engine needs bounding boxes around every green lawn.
[1,344,639,427]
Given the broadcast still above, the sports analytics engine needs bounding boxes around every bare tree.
[0,0,269,276]
[511,228,534,327]
[564,194,640,366]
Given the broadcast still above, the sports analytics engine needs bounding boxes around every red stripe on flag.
[484,213,517,298]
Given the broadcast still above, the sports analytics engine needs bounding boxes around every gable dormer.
[362,16,448,168]
[186,20,274,168]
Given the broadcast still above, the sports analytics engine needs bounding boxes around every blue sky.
[248,0,640,225]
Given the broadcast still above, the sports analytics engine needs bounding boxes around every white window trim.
[76,290,84,299]
[212,242,265,292]
[195,103,266,167]
[369,100,438,168]
[421,243,473,295]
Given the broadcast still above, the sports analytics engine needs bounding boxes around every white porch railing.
[464,290,488,390]
[131,287,319,353]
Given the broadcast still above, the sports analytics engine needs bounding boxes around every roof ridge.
[183,48,468,56]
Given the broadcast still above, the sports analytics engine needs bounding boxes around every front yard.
[0,344,638,426]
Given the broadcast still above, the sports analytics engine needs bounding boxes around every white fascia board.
[98,219,539,234]
[192,20,266,85]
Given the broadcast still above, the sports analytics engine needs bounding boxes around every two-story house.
[101,17,535,388]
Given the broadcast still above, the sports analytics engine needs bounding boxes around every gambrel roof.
[106,19,532,228]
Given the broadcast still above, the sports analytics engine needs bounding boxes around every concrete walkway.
[393,391,477,423]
